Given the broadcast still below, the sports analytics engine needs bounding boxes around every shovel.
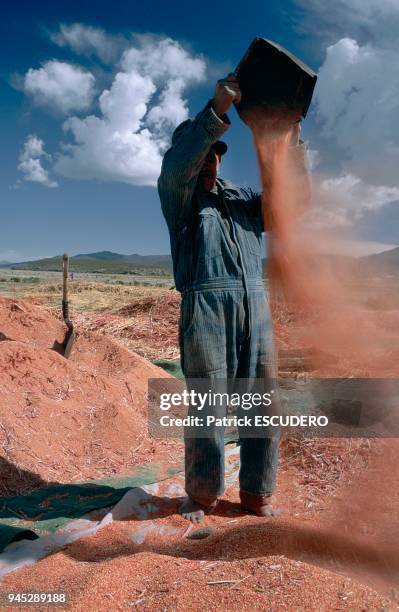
[62,253,75,358]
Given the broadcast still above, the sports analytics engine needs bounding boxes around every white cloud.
[23,60,95,114]
[21,134,45,158]
[121,35,206,81]
[305,2,399,223]
[51,23,123,64]
[146,78,193,137]
[54,36,206,186]
[314,37,399,187]
[293,0,399,238]
[292,0,399,47]
[18,135,58,188]
[309,173,399,229]
[294,0,399,188]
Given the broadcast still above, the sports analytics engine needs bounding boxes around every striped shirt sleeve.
[158,104,230,233]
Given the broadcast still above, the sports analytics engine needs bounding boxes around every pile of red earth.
[0,297,180,496]
[74,292,181,360]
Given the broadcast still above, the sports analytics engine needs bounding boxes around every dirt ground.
[1,284,399,610]
[0,296,181,494]
[1,439,398,611]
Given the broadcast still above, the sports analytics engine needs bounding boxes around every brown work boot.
[240,490,277,517]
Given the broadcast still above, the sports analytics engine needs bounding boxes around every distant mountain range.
[363,246,399,270]
[1,246,398,275]
[73,251,172,264]
[0,251,173,274]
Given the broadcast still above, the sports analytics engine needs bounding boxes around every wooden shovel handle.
[62,254,69,301]
[62,253,69,320]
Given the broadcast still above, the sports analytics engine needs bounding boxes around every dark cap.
[211,140,228,156]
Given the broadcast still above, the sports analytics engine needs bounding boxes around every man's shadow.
[0,457,183,549]
[0,458,181,523]
[0,457,55,497]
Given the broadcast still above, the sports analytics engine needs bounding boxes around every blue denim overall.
[158,103,303,503]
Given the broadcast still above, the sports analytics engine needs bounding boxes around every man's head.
[199,141,227,192]
[171,121,228,191]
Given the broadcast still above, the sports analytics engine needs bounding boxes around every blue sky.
[2,0,399,261]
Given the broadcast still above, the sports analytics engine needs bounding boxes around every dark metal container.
[234,37,317,123]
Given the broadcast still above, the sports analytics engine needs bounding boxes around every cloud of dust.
[248,113,399,378]
[247,111,399,593]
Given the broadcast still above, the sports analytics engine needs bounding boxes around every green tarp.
[153,358,184,380]
[0,358,231,554]
[0,463,183,553]
[0,358,185,553]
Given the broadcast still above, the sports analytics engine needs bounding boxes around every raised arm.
[158,75,241,233]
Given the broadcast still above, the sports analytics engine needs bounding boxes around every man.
[158,75,309,523]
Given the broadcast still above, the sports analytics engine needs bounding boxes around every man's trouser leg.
[180,289,241,504]
[184,375,227,505]
[237,289,281,500]
[180,287,279,504]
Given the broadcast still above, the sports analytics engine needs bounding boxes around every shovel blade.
[63,328,75,359]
